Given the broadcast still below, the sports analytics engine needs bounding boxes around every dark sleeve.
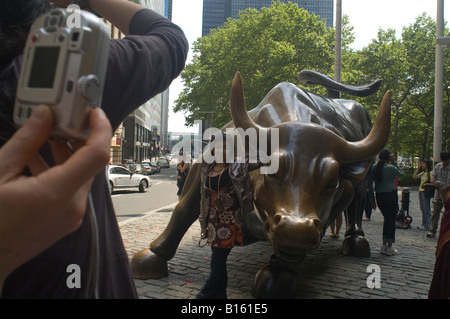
[101,9,189,130]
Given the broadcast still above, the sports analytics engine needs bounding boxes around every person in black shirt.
[0,0,188,298]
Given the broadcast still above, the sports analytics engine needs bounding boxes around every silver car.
[157,157,170,168]
[108,165,151,194]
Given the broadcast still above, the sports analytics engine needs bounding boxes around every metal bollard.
[401,189,410,213]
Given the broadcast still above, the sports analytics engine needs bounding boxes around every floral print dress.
[205,167,244,248]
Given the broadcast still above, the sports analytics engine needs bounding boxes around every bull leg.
[342,183,370,257]
[252,252,306,299]
[252,264,298,299]
[323,179,354,233]
[130,162,201,279]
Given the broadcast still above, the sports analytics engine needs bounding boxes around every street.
[112,162,179,223]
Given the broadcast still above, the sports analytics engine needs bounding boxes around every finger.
[36,108,112,194]
[0,106,53,184]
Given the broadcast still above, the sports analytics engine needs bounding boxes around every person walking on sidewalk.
[427,151,450,238]
[413,159,433,230]
[369,149,405,256]
[176,151,190,201]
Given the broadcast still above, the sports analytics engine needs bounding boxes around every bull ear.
[340,160,374,184]
[337,90,391,164]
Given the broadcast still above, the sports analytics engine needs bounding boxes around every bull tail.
[297,70,381,98]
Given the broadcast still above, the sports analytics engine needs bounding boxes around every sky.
[168,0,450,133]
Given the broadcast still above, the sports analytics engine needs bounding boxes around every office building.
[110,0,172,164]
[202,0,334,36]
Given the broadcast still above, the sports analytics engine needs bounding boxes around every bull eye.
[266,172,281,184]
[325,174,339,190]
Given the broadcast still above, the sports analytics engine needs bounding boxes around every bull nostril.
[272,213,283,226]
[312,218,322,229]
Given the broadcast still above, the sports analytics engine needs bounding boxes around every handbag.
[395,208,412,229]
[423,172,436,199]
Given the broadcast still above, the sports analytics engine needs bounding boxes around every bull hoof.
[252,265,297,299]
[342,235,370,257]
[130,249,169,279]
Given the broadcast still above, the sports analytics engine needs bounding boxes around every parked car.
[140,163,153,175]
[124,163,143,174]
[108,165,151,194]
[150,161,161,174]
[140,162,160,175]
[157,157,170,168]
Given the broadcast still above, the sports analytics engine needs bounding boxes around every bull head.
[230,72,391,263]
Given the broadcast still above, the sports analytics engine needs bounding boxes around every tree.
[174,2,334,127]
[352,28,407,159]
[352,14,448,160]
[175,5,450,161]
[400,14,437,158]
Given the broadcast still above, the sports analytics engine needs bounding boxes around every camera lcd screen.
[28,47,60,88]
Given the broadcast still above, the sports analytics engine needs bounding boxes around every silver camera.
[14,8,110,140]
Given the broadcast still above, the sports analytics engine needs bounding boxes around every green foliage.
[351,13,450,160]
[175,2,334,127]
[174,3,450,160]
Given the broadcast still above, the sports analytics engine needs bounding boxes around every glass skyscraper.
[202,0,334,36]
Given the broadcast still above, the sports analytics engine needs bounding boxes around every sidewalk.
[119,187,439,299]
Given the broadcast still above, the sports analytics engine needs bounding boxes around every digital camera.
[14,8,110,140]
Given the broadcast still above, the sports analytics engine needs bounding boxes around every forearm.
[90,0,144,35]
[392,162,405,177]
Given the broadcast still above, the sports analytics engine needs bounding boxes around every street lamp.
[334,0,342,85]
[434,0,446,163]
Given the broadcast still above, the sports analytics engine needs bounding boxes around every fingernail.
[31,106,47,121]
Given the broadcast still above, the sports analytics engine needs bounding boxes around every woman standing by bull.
[369,149,405,256]
[413,159,433,230]
[197,133,263,299]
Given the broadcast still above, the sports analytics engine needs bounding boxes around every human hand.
[0,105,111,293]
[48,0,145,35]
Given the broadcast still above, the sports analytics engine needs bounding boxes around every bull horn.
[230,71,272,154]
[338,90,392,164]
[230,71,269,131]
[230,71,260,130]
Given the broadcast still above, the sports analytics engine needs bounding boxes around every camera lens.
[49,16,58,26]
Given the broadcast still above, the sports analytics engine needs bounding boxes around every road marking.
[118,201,179,227]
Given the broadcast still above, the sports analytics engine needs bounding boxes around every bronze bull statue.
[130,71,391,298]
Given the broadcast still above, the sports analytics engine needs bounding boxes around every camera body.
[14,8,110,140]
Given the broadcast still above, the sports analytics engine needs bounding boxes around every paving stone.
[119,187,439,299]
